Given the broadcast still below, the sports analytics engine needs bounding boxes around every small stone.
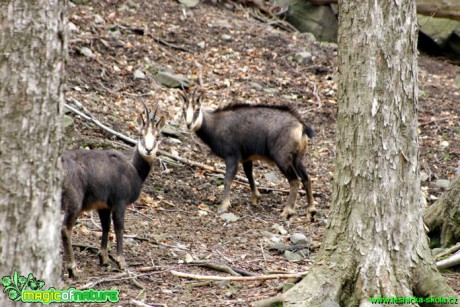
[219,212,239,222]
[250,83,263,91]
[265,171,281,183]
[420,171,429,182]
[161,127,181,138]
[78,47,94,57]
[133,70,145,80]
[434,179,450,189]
[290,233,309,245]
[178,0,200,8]
[63,115,74,129]
[272,223,287,235]
[67,22,79,33]
[197,41,206,49]
[221,34,232,41]
[295,51,312,64]
[284,250,304,262]
[94,14,105,24]
[263,87,279,94]
[440,140,449,147]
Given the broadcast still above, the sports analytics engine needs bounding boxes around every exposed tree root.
[424,176,460,247]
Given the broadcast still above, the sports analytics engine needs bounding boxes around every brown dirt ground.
[63,0,460,305]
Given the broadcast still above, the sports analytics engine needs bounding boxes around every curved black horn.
[191,86,200,101]
[152,104,159,120]
[141,100,149,125]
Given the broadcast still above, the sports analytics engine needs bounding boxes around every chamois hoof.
[218,201,231,214]
[116,257,126,271]
[281,208,295,220]
[307,208,317,222]
[67,266,78,279]
[98,253,109,267]
[250,195,261,206]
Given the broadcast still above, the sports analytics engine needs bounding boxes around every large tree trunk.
[0,0,66,303]
[256,0,457,305]
[424,176,460,248]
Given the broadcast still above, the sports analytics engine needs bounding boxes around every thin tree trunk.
[255,0,457,305]
[0,0,66,304]
[424,176,460,247]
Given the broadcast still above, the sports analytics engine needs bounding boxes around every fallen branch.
[436,251,460,270]
[65,99,136,145]
[171,270,308,281]
[435,242,460,260]
[192,262,239,276]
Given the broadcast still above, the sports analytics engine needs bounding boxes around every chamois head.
[137,102,165,163]
[179,88,204,132]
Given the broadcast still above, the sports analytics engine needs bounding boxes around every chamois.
[179,88,317,221]
[61,104,165,278]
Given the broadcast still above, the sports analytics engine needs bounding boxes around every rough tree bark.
[259,0,458,306]
[0,0,66,303]
[424,176,460,248]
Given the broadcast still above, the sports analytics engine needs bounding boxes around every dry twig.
[171,270,308,281]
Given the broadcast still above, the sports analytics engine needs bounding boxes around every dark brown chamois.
[61,104,165,278]
[179,88,317,221]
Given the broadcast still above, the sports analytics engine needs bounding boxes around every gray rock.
[154,71,191,88]
[420,171,430,182]
[322,301,340,307]
[263,87,279,94]
[133,70,145,80]
[290,233,309,245]
[455,74,460,84]
[284,250,304,262]
[78,47,94,57]
[434,179,450,189]
[250,83,264,91]
[178,0,199,8]
[221,34,232,41]
[197,41,206,49]
[265,171,281,183]
[295,51,312,64]
[220,212,239,222]
[63,115,74,130]
[161,127,181,138]
[273,0,337,42]
[94,14,105,24]
[272,223,287,235]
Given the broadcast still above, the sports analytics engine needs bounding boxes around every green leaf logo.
[1,270,46,301]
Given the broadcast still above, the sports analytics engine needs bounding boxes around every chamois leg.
[61,195,81,278]
[243,160,261,205]
[112,204,126,270]
[295,161,317,222]
[281,179,300,219]
[275,156,300,219]
[218,157,238,214]
[97,209,111,267]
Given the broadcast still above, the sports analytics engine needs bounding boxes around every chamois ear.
[156,116,166,130]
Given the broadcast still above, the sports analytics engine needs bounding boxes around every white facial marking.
[144,127,154,151]
[185,105,194,126]
[191,108,203,132]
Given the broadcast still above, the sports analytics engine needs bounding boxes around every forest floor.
[63,0,459,305]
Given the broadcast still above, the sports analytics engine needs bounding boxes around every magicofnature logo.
[2,270,119,304]
[2,270,45,301]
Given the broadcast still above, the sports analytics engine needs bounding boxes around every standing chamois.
[179,88,317,221]
[61,103,165,278]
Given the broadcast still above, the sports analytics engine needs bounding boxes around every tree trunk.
[424,176,460,248]
[260,0,457,305]
[0,0,66,303]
